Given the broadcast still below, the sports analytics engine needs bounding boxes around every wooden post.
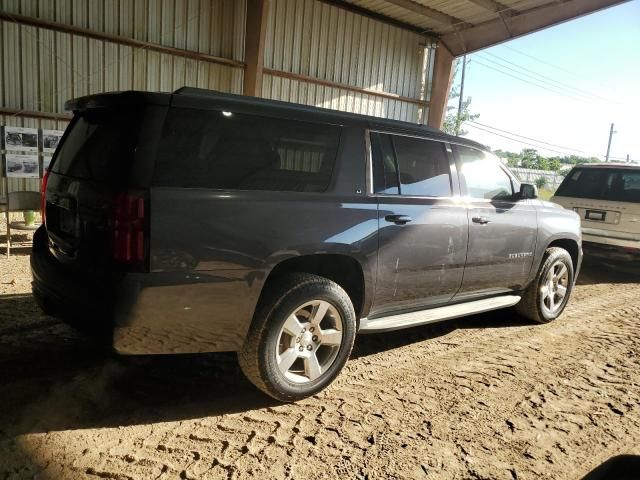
[427,41,455,129]
[243,0,270,97]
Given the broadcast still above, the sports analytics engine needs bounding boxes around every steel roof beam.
[383,0,468,27]
[465,0,514,16]
[317,0,433,34]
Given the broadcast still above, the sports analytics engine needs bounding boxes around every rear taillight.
[41,169,50,226]
[110,191,148,267]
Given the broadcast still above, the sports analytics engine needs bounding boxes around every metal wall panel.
[262,0,430,122]
[0,0,246,60]
[0,0,245,113]
[0,0,245,194]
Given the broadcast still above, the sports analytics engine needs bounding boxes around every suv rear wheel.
[516,247,574,323]
[238,273,356,402]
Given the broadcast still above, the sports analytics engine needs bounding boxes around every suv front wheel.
[516,247,575,323]
[238,273,356,402]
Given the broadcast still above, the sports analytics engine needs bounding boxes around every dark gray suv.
[31,88,582,401]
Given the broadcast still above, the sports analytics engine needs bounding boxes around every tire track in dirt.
[0,255,639,479]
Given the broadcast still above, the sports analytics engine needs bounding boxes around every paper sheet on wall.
[5,154,40,178]
[4,126,39,153]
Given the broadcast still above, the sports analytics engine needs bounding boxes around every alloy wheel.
[275,300,344,384]
[540,260,570,316]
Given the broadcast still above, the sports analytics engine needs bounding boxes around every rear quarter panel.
[113,124,377,354]
[111,190,378,354]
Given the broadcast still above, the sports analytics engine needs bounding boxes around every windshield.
[555,167,640,203]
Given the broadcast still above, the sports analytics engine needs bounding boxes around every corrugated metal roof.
[341,0,559,35]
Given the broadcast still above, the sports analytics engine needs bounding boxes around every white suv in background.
[553,164,640,261]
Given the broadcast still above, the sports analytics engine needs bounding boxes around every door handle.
[472,216,491,225]
[385,214,413,225]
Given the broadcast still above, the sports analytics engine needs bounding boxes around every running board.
[359,295,521,333]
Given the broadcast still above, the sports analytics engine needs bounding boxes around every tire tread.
[238,273,355,402]
[516,247,574,324]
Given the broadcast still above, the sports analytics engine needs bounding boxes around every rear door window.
[153,108,341,192]
[371,133,452,197]
[455,145,513,200]
[556,168,640,202]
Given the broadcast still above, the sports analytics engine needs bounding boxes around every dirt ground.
[1,226,639,479]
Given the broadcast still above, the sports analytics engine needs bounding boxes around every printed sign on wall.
[4,126,39,152]
[42,129,64,153]
[5,153,40,178]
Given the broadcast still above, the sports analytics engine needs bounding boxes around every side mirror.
[518,183,538,199]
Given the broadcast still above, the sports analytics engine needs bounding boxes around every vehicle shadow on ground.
[0,300,278,440]
[0,294,533,439]
[577,256,640,286]
[351,307,530,359]
[2,253,638,439]
[0,246,32,256]
[581,455,640,480]
[0,232,32,251]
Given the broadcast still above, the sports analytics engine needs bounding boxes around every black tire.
[516,247,574,324]
[238,273,356,402]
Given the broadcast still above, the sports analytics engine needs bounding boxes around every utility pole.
[456,54,467,136]
[627,154,630,163]
[605,122,615,162]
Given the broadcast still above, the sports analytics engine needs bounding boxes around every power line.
[464,122,584,156]
[478,51,617,105]
[502,44,615,93]
[468,121,589,154]
[471,59,595,104]
[466,122,638,161]
[474,56,594,103]
[464,121,607,158]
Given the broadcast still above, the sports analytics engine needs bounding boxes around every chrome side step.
[358,295,522,333]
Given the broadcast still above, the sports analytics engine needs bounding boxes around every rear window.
[555,167,640,202]
[153,108,341,192]
[51,110,141,182]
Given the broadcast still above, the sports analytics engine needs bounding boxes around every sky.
[451,0,640,162]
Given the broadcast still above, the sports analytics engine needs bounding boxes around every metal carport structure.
[0,0,629,197]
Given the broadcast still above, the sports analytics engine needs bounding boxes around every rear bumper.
[31,225,115,333]
[31,225,252,354]
[582,241,640,262]
[582,227,640,250]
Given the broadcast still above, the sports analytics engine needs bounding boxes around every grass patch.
[538,188,555,201]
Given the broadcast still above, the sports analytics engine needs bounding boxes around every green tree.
[547,158,562,172]
[520,149,540,169]
[535,176,548,189]
[492,149,595,171]
[442,59,479,136]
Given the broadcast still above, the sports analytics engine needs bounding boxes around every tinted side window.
[456,146,513,200]
[393,136,451,197]
[153,108,340,192]
[371,133,399,194]
[371,133,451,197]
